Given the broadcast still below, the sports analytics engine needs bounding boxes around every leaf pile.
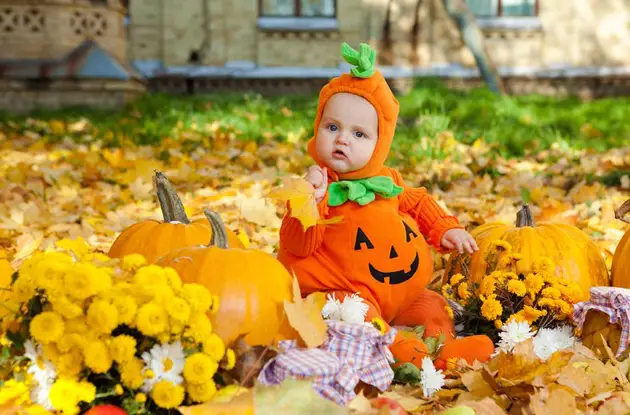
[1,111,630,414]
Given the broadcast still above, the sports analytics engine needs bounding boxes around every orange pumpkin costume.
[277,43,494,369]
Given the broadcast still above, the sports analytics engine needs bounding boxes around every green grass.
[1,78,628,160]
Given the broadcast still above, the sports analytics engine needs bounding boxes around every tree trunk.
[379,0,394,65]
[441,0,506,94]
[410,0,423,66]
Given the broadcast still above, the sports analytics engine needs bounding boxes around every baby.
[278,42,493,369]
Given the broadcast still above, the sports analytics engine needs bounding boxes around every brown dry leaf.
[11,231,43,266]
[490,339,546,387]
[459,397,507,415]
[460,370,495,399]
[529,385,578,415]
[228,335,278,388]
[592,391,630,414]
[377,390,426,412]
[557,364,591,396]
[283,274,328,348]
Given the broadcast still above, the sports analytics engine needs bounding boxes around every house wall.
[127,0,630,69]
[0,0,127,62]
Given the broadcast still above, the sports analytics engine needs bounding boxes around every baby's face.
[316,93,378,174]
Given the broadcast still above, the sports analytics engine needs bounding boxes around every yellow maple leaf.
[266,176,342,230]
[283,274,327,348]
[178,387,254,415]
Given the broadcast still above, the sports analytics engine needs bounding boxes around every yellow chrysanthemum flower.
[83,339,112,374]
[554,299,572,316]
[444,305,454,320]
[524,273,544,296]
[164,267,183,293]
[114,385,124,396]
[64,264,98,300]
[371,317,387,334]
[541,286,561,299]
[479,276,496,297]
[135,393,147,403]
[537,298,556,309]
[480,297,503,321]
[457,282,471,301]
[0,379,30,406]
[86,300,119,334]
[120,358,145,389]
[180,284,212,314]
[54,349,84,377]
[166,297,191,323]
[12,275,36,303]
[133,265,168,298]
[151,380,185,409]
[111,295,137,326]
[532,257,554,275]
[136,302,169,336]
[202,334,226,362]
[223,349,236,371]
[185,313,213,343]
[49,379,95,415]
[187,380,217,403]
[30,311,65,344]
[449,273,464,286]
[494,320,503,329]
[184,353,219,384]
[110,335,137,364]
[441,284,454,300]
[507,280,527,297]
[49,295,83,320]
[121,254,147,271]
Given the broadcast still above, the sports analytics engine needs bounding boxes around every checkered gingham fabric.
[257,320,397,406]
[573,286,630,356]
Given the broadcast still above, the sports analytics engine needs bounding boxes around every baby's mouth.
[332,149,347,160]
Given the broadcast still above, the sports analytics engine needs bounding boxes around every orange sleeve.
[389,168,464,252]
[279,193,329,258]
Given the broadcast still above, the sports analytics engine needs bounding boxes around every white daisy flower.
[533,325,576,361]
[420,356,445,398]
[496,320,535,353]
[141,340,186,392]
[23,340,56,410]
[322,293,369,325]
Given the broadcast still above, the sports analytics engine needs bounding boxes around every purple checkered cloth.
[573,286,630,356]
[257,320,397,406]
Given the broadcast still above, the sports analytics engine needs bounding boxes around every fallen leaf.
[253,379,350,414]
[178,387,255,415]
[11,231,43,266]
[266,176,343,230]
[283,274,327,348]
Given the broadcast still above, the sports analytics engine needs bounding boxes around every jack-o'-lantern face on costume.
[353,217,423,285]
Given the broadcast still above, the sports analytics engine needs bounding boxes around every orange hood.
[307,43,400,181]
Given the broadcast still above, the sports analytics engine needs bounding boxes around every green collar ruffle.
[328,176,403,206]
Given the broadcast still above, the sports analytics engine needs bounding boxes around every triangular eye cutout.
[354,227,374,250]
[404,221,418,242]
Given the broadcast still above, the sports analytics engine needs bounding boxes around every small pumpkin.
[108,171,243,263]
[156,210,294,347]
[444,204,609,301]
[611,198,630,288]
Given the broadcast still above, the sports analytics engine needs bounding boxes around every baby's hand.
[305,165,328,203]
[441,228,479,254]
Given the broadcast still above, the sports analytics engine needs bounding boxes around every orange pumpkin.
[108,171,243,263]
[444,204,609,301]
[156,210,294,347]
[612,198,630,288]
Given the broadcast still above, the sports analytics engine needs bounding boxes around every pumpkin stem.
[615,198,630,225]
[516,204,535,227]
[204,209,229,249]
[154,170,190,224]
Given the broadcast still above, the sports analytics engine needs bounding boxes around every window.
[466,0,538,17]
[259,0,336,17]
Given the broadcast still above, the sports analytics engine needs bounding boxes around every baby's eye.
[354,131,366,138]
[327,124,338,132]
